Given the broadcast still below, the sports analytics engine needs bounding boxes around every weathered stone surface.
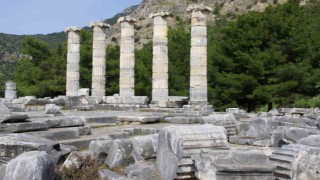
[45,104,61,114]
[270,144,320,179]
[2,121,48,133]
[117,115,163,123]
[89,138,113,162]
[45,116,85,128]
[123,127,159,136]
[298,134,320,147]
[125,161,160,180]
[284,127,320,143]
[131,134,158,161]
[0,165,6,180]
[195,149,274,180]
[5,82,17,99]
[75,126,91,136]
[0,113,28,123]
[0,102,10,114]
[165,116,202,124]
[61,151,82,169]
[157,124,228,180]
[202,113,238,137]
[4,151,55,180]
[105,139,134,169]
[0,134,60,160]
[104,95,149,105]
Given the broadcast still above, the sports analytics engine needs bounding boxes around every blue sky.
[0,0,142,35]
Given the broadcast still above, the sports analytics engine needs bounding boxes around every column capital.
[64,26,81,33]
[149,11,169,19]
[186,4,212,13]
[117,16,137,24]
[90,21,110,28]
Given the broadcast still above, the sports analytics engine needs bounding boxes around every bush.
[57,155,106,180]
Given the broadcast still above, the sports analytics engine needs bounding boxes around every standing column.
[90,21,110,97]
[150,11,169,104]
[5,81,17,99]
[117,16,137,96]
[65,27,81,96]
[187,4,212,104]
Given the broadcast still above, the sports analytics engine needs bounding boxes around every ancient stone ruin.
[1,3,320,180]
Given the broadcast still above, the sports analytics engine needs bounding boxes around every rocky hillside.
[106,0,309,48]
[0,0,309,60]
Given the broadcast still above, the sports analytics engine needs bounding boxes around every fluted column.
[117,16,137,96]
[187,4,212,104]
[150,11,169,103]
[90,21,110,97]
[65,27,81,96]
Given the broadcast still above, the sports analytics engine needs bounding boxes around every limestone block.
[0,134,59,159]
[190,89,208,102]
[45,104,60,114]
[67,63,80,70]
[152,64,168,73]
[191,36,207,47]
[119,70,134,77]
[78,88,90,96]
[152,72,168,79]
[92,66,106,75]
[4,151,55,180]
[190,76,208,87]
[5,82,16,90]
[67,71,80,79]
[190,65,207,76]
[191,26,207,36]
[5,90,17,99]
[120,37,135,44]
[157,124,228,180]
[105,139,134,169]
[120,43,135,53]
[152,55,168,65]
[67,53,80,63]
[153,15,168,25]
[153,45,168,55]
[92,49,106,57]
[153,36,168,46]
[152,79,168,89]
[195,149,274,180]
[154,26,168,37]
[190,56,207,65]
[121,27,134,37]
[67,43,80,52]
[191,47,207,56]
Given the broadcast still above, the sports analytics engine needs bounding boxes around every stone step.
[182,146,229,155]
[181,139,226,148]
[180,133,226,140]
[269,154,295,164]
[26,129,79,141]
[176,165,194,173]
[272,149,298,157]
[270,160,292,170]
[84,116,117,123]
[1,122,47,133]
[274,168,291,179]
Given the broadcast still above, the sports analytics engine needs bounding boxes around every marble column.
[90,21,110,97]
[65,27,81,96]
[5,81,17,99]
[150,11,169,103]
[117,16,137,96]
[187,4,212,104]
